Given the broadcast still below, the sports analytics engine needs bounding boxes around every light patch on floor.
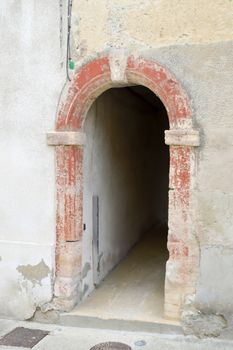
[70,230,175,324]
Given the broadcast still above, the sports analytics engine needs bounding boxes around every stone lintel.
[47,131,86,146]
[165,129,200,147]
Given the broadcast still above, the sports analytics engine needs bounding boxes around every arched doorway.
[48,54,200,320]
[79,86,169,322]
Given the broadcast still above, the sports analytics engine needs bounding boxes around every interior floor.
[71,228,173,324]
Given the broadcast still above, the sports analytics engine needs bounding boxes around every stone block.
[47,132,86,146]
[165,129,200,146]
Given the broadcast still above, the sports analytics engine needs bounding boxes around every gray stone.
[182,313,227,338]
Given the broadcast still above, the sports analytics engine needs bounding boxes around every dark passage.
[78,86,169,322]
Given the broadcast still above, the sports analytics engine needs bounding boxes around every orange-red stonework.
[54,55,198,319]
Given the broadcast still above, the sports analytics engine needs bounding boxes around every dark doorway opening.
[78,86,169,322]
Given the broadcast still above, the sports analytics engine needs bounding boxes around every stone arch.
[48,54,200,319]
[56,56,192,130]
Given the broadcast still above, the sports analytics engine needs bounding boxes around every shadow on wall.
[82,86,169,295]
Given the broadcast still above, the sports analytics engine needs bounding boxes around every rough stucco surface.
[138,41,233,316]
[196,246,233,313]
[17,259,50,287]
[73,0,233,57]
[0,242,54,320]
[0,0,233,324]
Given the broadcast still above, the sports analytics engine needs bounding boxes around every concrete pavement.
[1,319,233,350]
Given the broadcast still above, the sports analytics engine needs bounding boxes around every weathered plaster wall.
[1,0,233,325]
[82,88,169,297]
[79,41,233,320]
[72,0,233,57]
[137,42,233,318]
[0,1,67,319]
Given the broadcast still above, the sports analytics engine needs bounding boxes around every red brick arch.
[53,55,198,319]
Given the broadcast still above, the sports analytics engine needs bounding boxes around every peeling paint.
[17,259,50,287]
[54,55,196,319]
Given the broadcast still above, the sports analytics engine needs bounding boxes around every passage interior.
[78,86,169,322]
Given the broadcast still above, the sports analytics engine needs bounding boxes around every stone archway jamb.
[46,53,200,319]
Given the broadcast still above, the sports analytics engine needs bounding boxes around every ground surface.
[71,231,170,324]
[1,232,232,349]
[1,319,233,350]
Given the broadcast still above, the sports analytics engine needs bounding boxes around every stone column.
[164,129,200,319]
[47,131,85,310]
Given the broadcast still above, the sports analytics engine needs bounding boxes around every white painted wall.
[82,88,169,298]
[0,1,67,319]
